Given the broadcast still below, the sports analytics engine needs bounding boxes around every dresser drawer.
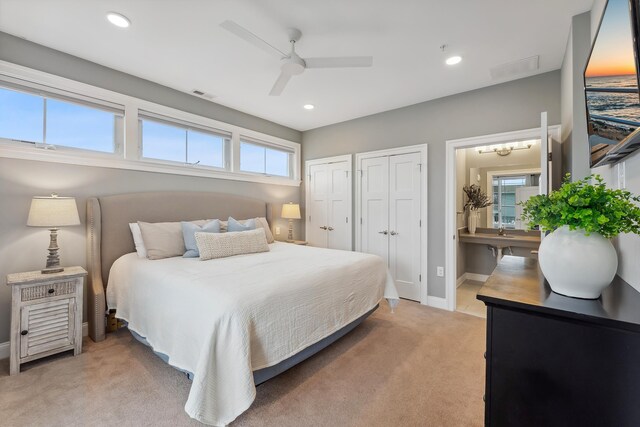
[20,280,77,302]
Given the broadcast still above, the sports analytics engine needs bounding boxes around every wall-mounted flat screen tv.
[585,0,640,167]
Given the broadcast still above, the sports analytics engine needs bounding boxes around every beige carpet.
[0,301,485,426]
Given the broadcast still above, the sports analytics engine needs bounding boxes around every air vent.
[490,55,539,80]
[191,89,216,100]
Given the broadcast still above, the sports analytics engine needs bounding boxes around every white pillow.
[195,229,270,260]
[129,223,147,258]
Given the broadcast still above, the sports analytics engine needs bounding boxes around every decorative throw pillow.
[129,223,148,258]
[182,220,221,258]
[196,229,270,260]
[227,217,256,232]
[255,217,275,243]
[138,220,206,260]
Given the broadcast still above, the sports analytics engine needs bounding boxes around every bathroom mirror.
[458,139,542,231]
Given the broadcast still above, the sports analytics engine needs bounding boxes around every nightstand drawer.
[20,298,75,358]
[21,280,77,302]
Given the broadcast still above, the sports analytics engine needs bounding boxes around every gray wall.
[0,33,302,344]
[303,71,562,298]
[560,12,591,182]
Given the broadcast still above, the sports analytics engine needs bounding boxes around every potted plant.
[463,184,492,234]
[521,174,640,299]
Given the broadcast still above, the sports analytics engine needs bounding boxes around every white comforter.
[107,242,398,426]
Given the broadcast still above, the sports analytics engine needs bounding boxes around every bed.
[86,192,398,426]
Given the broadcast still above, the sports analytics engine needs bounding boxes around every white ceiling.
[0,0,593,131]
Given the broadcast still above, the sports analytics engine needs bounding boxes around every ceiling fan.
[220,20,373,96]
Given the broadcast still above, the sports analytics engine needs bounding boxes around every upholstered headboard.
[86,192,272,342]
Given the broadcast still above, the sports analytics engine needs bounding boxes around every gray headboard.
[86,192,272,342]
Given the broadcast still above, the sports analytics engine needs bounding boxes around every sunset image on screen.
[585,0,637,78]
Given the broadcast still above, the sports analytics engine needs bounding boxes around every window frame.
[0,61,301,187]
[238,136,294,178]
[485,168,542,229]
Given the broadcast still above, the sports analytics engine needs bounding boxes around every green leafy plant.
[463,184,492,211]
[521,174,640,238]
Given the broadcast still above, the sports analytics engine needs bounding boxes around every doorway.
[445,116,560,313]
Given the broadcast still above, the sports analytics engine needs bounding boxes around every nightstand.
[287,240,308,245]
[6,266,87,375]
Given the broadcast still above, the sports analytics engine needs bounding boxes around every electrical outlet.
[275,226,281,235]
[436,266,444,277]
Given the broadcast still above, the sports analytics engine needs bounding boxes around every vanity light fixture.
[477,140,535,156]
[303,104,315,110]
[107,12,131,28]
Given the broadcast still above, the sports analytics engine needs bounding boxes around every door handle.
[328,227,334,231]
[320,226,327,230]
[390,231,398,236]
[378,230,388,235]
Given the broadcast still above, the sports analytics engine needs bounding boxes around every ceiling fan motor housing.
[282,54,306,75]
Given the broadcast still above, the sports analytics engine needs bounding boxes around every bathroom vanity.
[477,256,640,427]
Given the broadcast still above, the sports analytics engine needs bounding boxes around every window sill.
[0,142,301,187]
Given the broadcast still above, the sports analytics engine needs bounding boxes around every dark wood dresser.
[477,256,640,427]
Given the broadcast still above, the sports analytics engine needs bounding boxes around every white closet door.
[360,156,389,263]
[327,161,351,250]
[307,163,328,247]
[389,152,422,301]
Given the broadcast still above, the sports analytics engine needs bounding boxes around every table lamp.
[281,202,301,242]
[27,193,80,274]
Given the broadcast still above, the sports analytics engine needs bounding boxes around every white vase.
[538,225,618,299]
[468,210,479,234]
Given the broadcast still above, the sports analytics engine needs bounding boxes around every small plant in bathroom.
[521,174,640,299]
[463,184,492,235]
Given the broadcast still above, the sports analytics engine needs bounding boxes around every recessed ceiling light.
[303,104,315,110]
[446,56,462,66]
[106,12,131,28]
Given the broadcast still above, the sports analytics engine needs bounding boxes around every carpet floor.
[0,301,485,426]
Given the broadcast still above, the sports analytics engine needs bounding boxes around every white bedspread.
[107,242,398,426]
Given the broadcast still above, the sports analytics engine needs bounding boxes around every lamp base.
[42,266,64,274]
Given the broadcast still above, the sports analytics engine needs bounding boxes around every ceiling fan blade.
[220,20,287,59]
[304,56,373,68]
[269,72,292,96]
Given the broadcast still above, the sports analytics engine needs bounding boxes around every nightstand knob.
[21,330,28,336]
[48,288,55,294]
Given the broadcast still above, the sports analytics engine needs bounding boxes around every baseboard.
[456,273,467,287]
[0,341,8,360]
[464,273,490,283]
[426,296,449,310]
[0,322,88,360]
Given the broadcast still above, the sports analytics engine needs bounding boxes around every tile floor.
[456,280,487,318]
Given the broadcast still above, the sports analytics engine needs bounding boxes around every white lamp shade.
[281,202,301,220]
[27,196,80,227]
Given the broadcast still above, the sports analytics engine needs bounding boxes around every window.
[0,86,122,153]
[140,114,228,168]
[0,63,300,186]
[240,139,292,177]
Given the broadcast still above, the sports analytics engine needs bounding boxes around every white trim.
[355,143,429,305]
[304,154,353,250]
[0,61,301,187]
[485,168,541,228]
[426,296,448,310]
[445,124,560,312]
[456,273,467,287]
[0,322,88,361]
